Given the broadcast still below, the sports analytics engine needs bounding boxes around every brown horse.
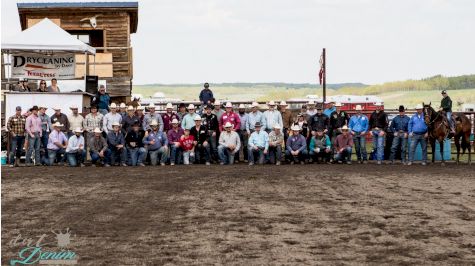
[454,114,472,165]
[423,102,449,166]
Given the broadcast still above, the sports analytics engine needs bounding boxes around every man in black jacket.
[308,103,329,136]
[329,102,350,142]
[201,104,219,162]
[369,102,389,164]
[125,122,146,166]
[190,116,211,165]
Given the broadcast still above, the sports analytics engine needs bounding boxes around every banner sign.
[11,53,76,80]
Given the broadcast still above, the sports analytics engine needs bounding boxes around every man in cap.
[199,82,214,107]
[91,85,111,115]
[218,122,241,165]
[349,104,368,164]
[89,127,111,166]
[440,90,455,134]
[212,100,225,121]
[279,101,293,144]
[334,126,353,164]
[286,125,308,164]
[7,106,26,167]
[107,121,127,166]
[246,102,266,134]
[323,100,336,117]
[143,120,169,166]
[47,122,68,166]
[190,116,211,165]
[25,106,43,166]
[103,103,122,134]
[119,103,127,118]
[162,103,180,131]
[389,105,410,164]
[329,102,350,143]
[126,122,146,166]
[247,122,269,165]
[181,104,201,130]
[144,103,164,132]
[51,107,70,134]
[263,101,283,133]
[66,127,86,167]
[408,104,428,166]
[201,104,219,162]
[177,103,187,121]
[369,102,388,164]
[219,102,241,132]
[306,100,317,116]
[268,124,284,165]
[38,106,52,165]
[121,106,140,133]
[309,128,332,164]
[168,119,184,165]
[308,103,329,135]
[68,105,84,138]
[237,103,249,162]
[83,105,104,147]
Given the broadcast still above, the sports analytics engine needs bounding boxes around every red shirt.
[179,135,195,151]
[219,111,241,132]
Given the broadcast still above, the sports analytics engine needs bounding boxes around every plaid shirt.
[7,114,26,135]
[83,113,104,132]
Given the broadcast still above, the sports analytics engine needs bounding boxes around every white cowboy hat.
[291,125,301,131]
[225,102,233,108]
[415,104,423,109]
[187,104,195,109]
[112,122,121,127]
[214,100,221,106]
[307,100,315,105]
[127,105,135,111]
[375,102,383,106]
[171,118,179,124]
[341,125,349,131]
[251,102,259,107]
[148,103,156,109]
[194,116,202,121]
[268,100,276,106]
[150,120,159,126]
[355,104,362,111]
[69,105,78,109]
[73,127,83,133]
[279,101,288,106]
[109,103,118,108]
[52,122,63,127]
[136,105,145,111]
[238,103,246,109]
[166,103,173,109]
[119,103,126,108]
[273,124,282,130]
[335,102,342,107]
[224,122,233,128]
[93,127,102,133]
[52,106,61,110]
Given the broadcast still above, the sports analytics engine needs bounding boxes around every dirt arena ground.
[2,163,475,265]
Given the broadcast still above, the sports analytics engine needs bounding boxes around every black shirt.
[190,125,209,144]
[125,129,145,148]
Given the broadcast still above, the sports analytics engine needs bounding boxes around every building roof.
[17,2,139,33]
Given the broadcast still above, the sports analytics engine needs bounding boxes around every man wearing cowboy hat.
[125,122,146,166]
[237,103,249,162]
[389,105,410,164]
[369,102,388,164]
[334,125,353,164]
[268,124,284,165]
[66,127,86,167]
[103,103,122,134]
[91,85,111,115]
[349,104,368,164]
[135,105,146,127]
[47,122,68,166]
[190,116,211,165]
[279,101,293,144]
[263,101,282,133]
[106,121,127,166]
[212,100,224,121]
[119,103,127,118]
[308,103,329,135]
[439,90,455,134]
[38,106,52,165]
[162,103,180,132]
[247,122,269,165]
[83,105,104,147]
[50,106,70,134]
[202,104,219,162]
[168,118,185,165]
[121,106,140,133]
[181,104,201,130]
[286,125,308,164]
[246,102,266,135]
[144,103,164,132]
[329,102,350,142]
[89,127,111,166]
[68,105,84,138]
[408,104,428,166]
[309,127,332,164]
[7,106,26,167]
[144,120,169,166]
[177,103,187,121]
[218,122,241,165]
[25,106,43,166]
[306,100,317,117]
[219,102,241,132]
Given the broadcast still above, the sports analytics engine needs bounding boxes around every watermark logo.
[9,228,78,265]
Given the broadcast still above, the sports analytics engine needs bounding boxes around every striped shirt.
[25,114,43,137]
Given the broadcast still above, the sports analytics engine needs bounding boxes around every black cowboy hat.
[398,105,405,112]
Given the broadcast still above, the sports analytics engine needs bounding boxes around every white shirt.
[66,135,85,153]
[68,114,84,131]
[263,109,283,130]
[103,112,122,133]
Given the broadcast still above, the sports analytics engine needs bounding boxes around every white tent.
[1,18,95,54]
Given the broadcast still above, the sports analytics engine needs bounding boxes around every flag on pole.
[318,52,324,85]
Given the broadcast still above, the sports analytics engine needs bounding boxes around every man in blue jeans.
[66,127,86,167]
[389,105,410,164]
[408,104,428,166]
[7,106,26,167]
[89,127,111,166]
[368,102,388,164]
[47,122,68,166]
[349,105,368,164]
[143,120,169,166]
[125,122,146,166]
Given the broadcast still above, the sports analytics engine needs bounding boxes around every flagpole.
[322,48,326,103]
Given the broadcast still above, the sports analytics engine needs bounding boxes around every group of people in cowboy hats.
[6,83,454,167]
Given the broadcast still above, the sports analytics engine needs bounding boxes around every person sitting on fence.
[7,106,26,167]
[268,125,284,165]
[309,128,332,164]
[66,127,86,167]
[389,105,410,164]
[199,82,214,107]
[190,116,211,165]
[334,126,353,164]
[91,85,111,115]
[107,122,127,166]
[179,128,196,165]
[47,122,68,166]
[247,122,269,165]
[349,104,368,164]
[126,122,146,166]
[218,122,241,165]
[143,120,169,166]
[408,104,428,166]
[286,125,308,165]
[89,127,111,167]
[369,102,388,164]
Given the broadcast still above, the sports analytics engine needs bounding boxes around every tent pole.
[84,52,88,90]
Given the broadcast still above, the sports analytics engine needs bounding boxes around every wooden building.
[17,2,138,99]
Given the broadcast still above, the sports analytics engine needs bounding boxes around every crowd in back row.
[6,86,455,167]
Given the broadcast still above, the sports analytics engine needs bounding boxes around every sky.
[1,0,475,85]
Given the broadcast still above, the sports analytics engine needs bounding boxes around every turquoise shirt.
[181,113,200,130]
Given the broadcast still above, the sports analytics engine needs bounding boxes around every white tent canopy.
[1,18,95,54]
